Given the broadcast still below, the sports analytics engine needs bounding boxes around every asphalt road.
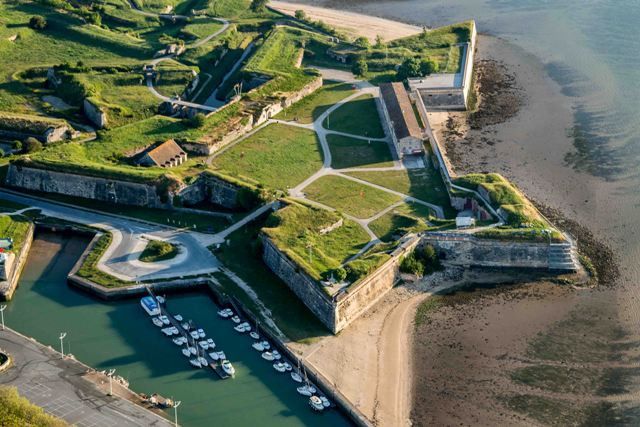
[0,328,172,427]
[0,190,220,282]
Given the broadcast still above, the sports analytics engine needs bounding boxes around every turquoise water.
[5,231,351,427]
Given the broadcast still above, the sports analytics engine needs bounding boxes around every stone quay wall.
[177,173,244,210]
[0,223,34,301]
[262,233,421,334]
[5,164,165,208]
[421,233,550,269]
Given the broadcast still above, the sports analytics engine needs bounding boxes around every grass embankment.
[323,94,384,138]
[346,168,456,217]
[76,232,127,288]
[213,212,330,342]
[0,214,32,255]
[368,202,437,242]
[139,240,179,262]
[327,134,394,169]
[209,123,323,191]
[0,386,67,427]
[304,175,401,219]
[453,173,564,241]
[153,60,197,99]
[262,202,371,282]
[274,81,355,124]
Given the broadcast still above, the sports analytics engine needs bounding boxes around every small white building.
[0,252,15,281]
[455,211,476,229]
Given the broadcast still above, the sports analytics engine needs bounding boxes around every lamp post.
[59,332,66,358]
[0,305,6,331]
[173,400,181,427]
[107,369,116,396]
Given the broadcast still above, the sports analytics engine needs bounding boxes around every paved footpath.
[0,328,172,427]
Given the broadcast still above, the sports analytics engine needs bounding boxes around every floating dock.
[147,288,230,380]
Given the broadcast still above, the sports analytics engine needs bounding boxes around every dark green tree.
[397,57,422,80]
[29,15,47,30]
[419,59,439,75]
[250,0,269,12]
[352,57,368,76]
[23,137,43,153]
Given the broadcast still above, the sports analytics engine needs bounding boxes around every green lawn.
[76,232,128,287]
[0,214,31,255]
[303,175,401,219]
[368,202,432,242]
[139,240,179,262]
[346,168,455,217]
[209,123,323,191]
[263,202,371,281]
[154,59,196,99]
[274,81,355,124]
[214,213,331,342]
[323,94,385,138]
[181,18,223,40]
[327,134,394,169]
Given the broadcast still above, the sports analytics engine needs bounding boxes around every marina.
[3,231,351,427]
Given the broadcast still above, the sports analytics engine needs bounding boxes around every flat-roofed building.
[408,21,477,111]
[379,81,424,158]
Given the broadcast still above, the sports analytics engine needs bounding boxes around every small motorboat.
[216,351,226,360]
[231,316,241,324]
[320,396,330,408]
[156,296,165,304]
[262,341,271,350]
[249,331,260,340]
[242,323,252,332]
[209,352,218,360]
[272,350,281,360]
[284,362,292,372]
[297,385,315,397]
[207,338,215,349]
[221,360,235,377]
[309,396,324,411]
[170,327,179,335]
[252,342,265,352]
[291,371,302,383]
[273,362,286,373]
[198,356,208,366]
[159,315,170,325]
[190,330,199,339]
[152,317,164,327]
[182,322,191,331]
[261,352,274,361]
[181,348,191,357]
[218,308,233,318]
[172,337,185,346]
[189,359,202,368]
[188,346,197,355]
[197,329,206,339]
[161,328,174,336]
[140,296,160,316]
[198,341,209,350]
[234,323,248,333]
[174,314,183,322]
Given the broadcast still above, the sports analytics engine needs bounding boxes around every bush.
[295,10,306,20]
[355,37,370,49]
[23,137,43,153]
[397,57,422,81]
[352,58,368,76]
[250,0,268,12]
[334,267,347,282]
[0,386,67,426]
[29,15,47,30]
[420,59,439,75]
[12,140,22,151]
[400,253,424,277]
[187,113,206,128]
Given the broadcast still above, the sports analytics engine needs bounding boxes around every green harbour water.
[4,231,351,427]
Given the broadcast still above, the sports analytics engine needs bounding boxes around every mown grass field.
[323,94,385,138]
[346,168,455,217]
[209,123,323,191]
[262,202,370,281]
[274,81,355,124]
[368,202,432,242]
[0,214,31,254]
[304,175,401,219]
[327,134,394,169]
[154,59,196,98]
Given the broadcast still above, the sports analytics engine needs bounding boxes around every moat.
[3,230,350,427]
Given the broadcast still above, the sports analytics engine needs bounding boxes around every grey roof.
[379,82,422,140]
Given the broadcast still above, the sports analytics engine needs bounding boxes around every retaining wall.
[5,164,165,208]
[83,98,107,129]
[422,233,550,269]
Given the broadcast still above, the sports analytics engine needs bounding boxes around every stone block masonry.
[0,222,34,301]
[5,164,165,208]
[261,233,421,333]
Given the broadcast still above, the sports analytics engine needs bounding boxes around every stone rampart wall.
[5,164,165,208]
[83,98,107,129]
[422,234,550,269]
[261,236,337,331]
[0,223,34,301]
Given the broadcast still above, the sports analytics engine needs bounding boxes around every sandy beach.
[269,1,422,41]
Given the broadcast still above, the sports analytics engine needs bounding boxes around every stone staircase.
[548,242,579,271]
